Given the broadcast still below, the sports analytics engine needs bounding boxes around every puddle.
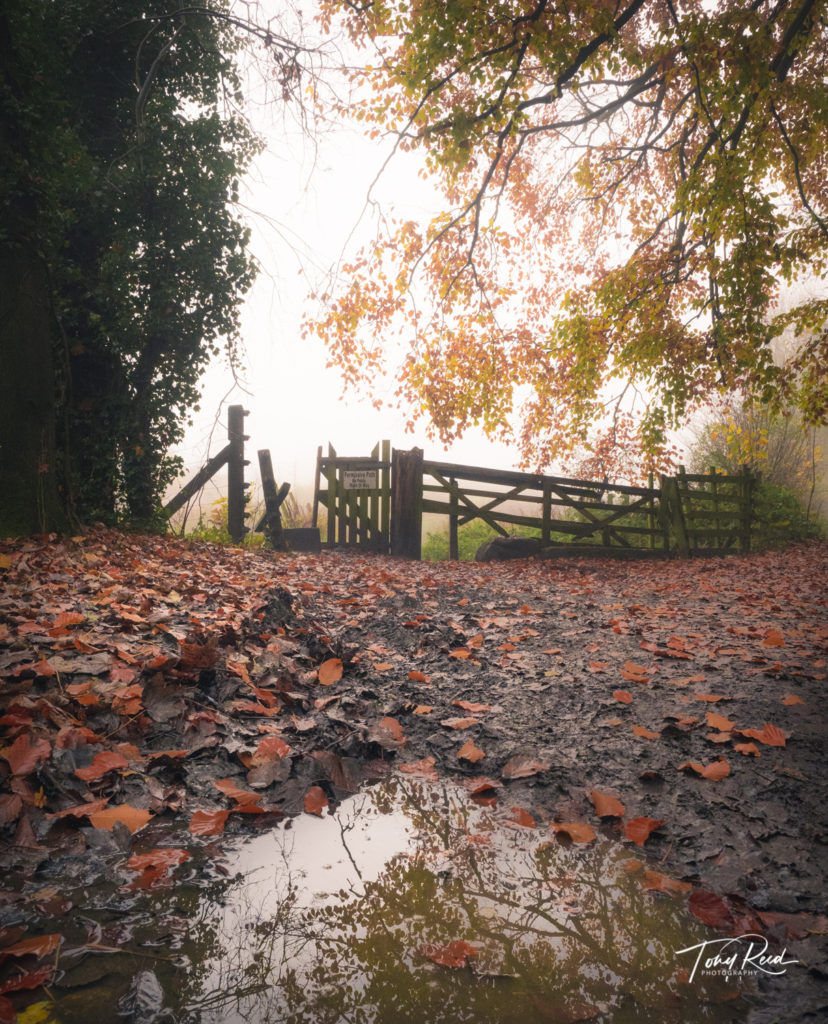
[16,777,753,1023]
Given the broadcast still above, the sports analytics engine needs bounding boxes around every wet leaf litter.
[0,530,826,1021]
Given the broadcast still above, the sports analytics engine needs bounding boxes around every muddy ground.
[0,531,826,1021]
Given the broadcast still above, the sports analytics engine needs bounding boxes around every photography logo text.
[675,934,799,982]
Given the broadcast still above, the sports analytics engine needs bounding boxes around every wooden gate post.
[227,405,249,543]
[257,449,288,549]
[391,447,423,559]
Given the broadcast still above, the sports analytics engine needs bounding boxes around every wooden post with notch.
[256,449,288,550]
[227,405,249,544]
[390,447,423,559]
[448,476,459,560]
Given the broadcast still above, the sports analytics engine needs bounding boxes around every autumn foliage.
[311,0,828,475]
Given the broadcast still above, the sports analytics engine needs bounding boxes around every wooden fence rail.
[312,444,755,560]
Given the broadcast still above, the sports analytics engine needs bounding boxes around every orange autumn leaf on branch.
[311,0,828,471]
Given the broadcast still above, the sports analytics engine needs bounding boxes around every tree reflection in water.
[172,776,751,1024]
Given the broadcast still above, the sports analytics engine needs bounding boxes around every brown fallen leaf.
[408,670,430,683]
[75,750,129,782]
[90,805,152,834]
[440,717,480,730]
[734,742,760,756]
[632,724,660,740]
[781,694,803,706]
[453,700,491,713]
[678,759,731,781]
[420,940,478,968]
[688,890,734,929]
[734,722,786,747]
[624,817,665,846]
[589,790,626,818]
[501,755,550,780]
[693,692,726,703]
[214,779,262,806]
[706,711,734,732]
[458,740,485,763]
[317,657,343,686]
[641,870,692,896]
[304,785,328,816]
[189,809,230,836]
[507,806,536,828]
[399,756,438,780]
[551,822,596,844]
[612,690,632,704]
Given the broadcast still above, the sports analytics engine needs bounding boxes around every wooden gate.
[313,441,391,551]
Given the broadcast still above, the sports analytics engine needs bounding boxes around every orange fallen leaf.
[590,790,626,818]
[678,759,731,780]
[693,692,726,702]
[641,870,692,896]
[458,740,485,763]
[53,612,85,628]
[781,695,803,706]
[189,809,230,836]
[624,817,665,846]
[412,705,433,715]
[90,804,152,833]
[399,756,438,779]
[507,806,536,828]
[317,658,343,686]
[734,722,786,747]
[706,711,734,732]
[669,674,707,686]
[588,660,609,672]
[453,700,491,713]
[501,755,550,780]
[762,628,786,648]
[1,934,61,959]
[622,661,652,683]
[420,940,478,968]
[440,717,480,730]
[1,734,51,776]
[408,670,430,683]
[380,716,405,741]
[449,648,471,659]
[304,785,328,816]
[75,750,129,782]
[612,690,632,704]
[632,725,660,740]
[214,779,262,806]
[551,822,596,844]
[734,742,760,756]
[126,849,190,871]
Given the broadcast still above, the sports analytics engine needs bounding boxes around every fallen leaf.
[52,612,85,628]
[551,822,596,844]
[420,940,478,968]
[734,742,760,756]
[588,661,609,672]
[47,799,108,820]
[589,790,626,818]
[440,717,480,730]
[0,965,53,996]
[762,628,786,648]
[688,890,734,929]
[734,722,786,747]
[412,705,433,715]
[448,648,471,659]
[188,809,230,836]
[214,779,262,806]
[632,725,660,740]
[501,755,550,780]
[781,695,803,706]
[507,806,536,828]
[458,740,485,763]
[399,756,438,780]
[678,760,731,780]
[0,934,61,959]
[408,670,430,683]
[641,870,693,896]
[1,734,51,776]
[693,692,726,703]
[453,700,491,713]
[126,849,190,871]
[462,776,502,794]
[317,658,343,686]
[612,690,632,704]
[624,817,665,846]
[304,785,328,816]
[706,711,734,732]
[75,750,129,782]
[89,805,152,833]
[380,716,405,741]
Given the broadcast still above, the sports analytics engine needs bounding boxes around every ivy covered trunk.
[0,242,68,535]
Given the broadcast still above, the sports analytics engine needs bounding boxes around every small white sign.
[343,470,378,490]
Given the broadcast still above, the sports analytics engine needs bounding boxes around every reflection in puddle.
[51,776,752,1023]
